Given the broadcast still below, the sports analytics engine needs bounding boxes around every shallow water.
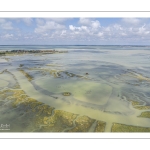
[1,45,150,132]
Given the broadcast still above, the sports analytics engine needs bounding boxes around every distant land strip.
[1,11,150,12]
[0,50,68,55]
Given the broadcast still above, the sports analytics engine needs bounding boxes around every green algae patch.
[3,89,28,108]
[12,84,20,89]
[49,110,77,127]
[0,88,78,132]
[1,89,43,111]
[34,104,54,115]
[0,89,16,100]
[138,111,150,118]
[46,64,62,67]
[50,70,61,78]
[95,121,106,132]
[19,69,33,81]
[111,123,150,132]
[28,67,89,80]
[134,106,150,110]
[129,100,150,110]
[130,100,141,107]
[12,95,28,108]
[37,110,77,132]
[68,116,95,132]
[62,92,71,96]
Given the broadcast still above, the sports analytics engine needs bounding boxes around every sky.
[0,18,150,45]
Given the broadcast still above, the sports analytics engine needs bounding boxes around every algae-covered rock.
[130,100,140,106]
[19,69,33,81]
[138,111,150,118]
[0,87,108,132]
[33,109,77,132]
[129,100,150,110]
[62,92,71,96]
[134,106,150,110]
[95,121,106,132]
[111,123,150,132]
[68,116,95,132]
[49,110,77,127]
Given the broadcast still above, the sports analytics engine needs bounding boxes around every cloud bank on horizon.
[0,18,150,45]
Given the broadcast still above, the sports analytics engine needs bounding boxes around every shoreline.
[0,49,68,56]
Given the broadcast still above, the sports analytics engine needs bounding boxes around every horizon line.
[0,44,150,46]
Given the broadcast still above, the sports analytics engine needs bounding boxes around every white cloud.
[36,18,45,25]
[69,25,75,31]
[51,18,150,43]
[0,19,6,23]
[97,32,103,37]
[122,18,141,25]
[36,18,70,27]
[22,18,33,26]
[2,34,14,39]
[106,27,111,31]
[1,18,150,45]
[79,18,101,30]
[69,19,101,38]
[1,22,13,30]
[0,19,13,30]
[69,25,82,31]
[137,24,150,35]
[47,18,68,23]
[79,18,91,25]
[120,33,127,36]
[35,21,65,34]
[69,25,88,32]
[24,35,34,39]
[69,19,101,39]
[42,33,48,37]
[113,24,123,30]
[91,20,101,29]
[60,30,66,36]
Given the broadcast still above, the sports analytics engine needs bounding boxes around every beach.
[0,45,150,132]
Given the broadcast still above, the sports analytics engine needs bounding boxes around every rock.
[62,92,71,96]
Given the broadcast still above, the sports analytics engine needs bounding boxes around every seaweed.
[111,123,150,132]
[138,111,150,118]
[68,116,95,132]
[19,69,33,81]
[94,121,106,132]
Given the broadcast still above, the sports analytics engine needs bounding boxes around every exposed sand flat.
[35,78,112,105]
[0,58,7,63]
[10,69,150,132]
[0,79,8,88]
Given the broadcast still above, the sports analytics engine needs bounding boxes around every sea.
[1,45,150,51]
[0,45,150,132]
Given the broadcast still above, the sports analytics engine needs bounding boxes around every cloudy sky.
[0,18,150,45]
